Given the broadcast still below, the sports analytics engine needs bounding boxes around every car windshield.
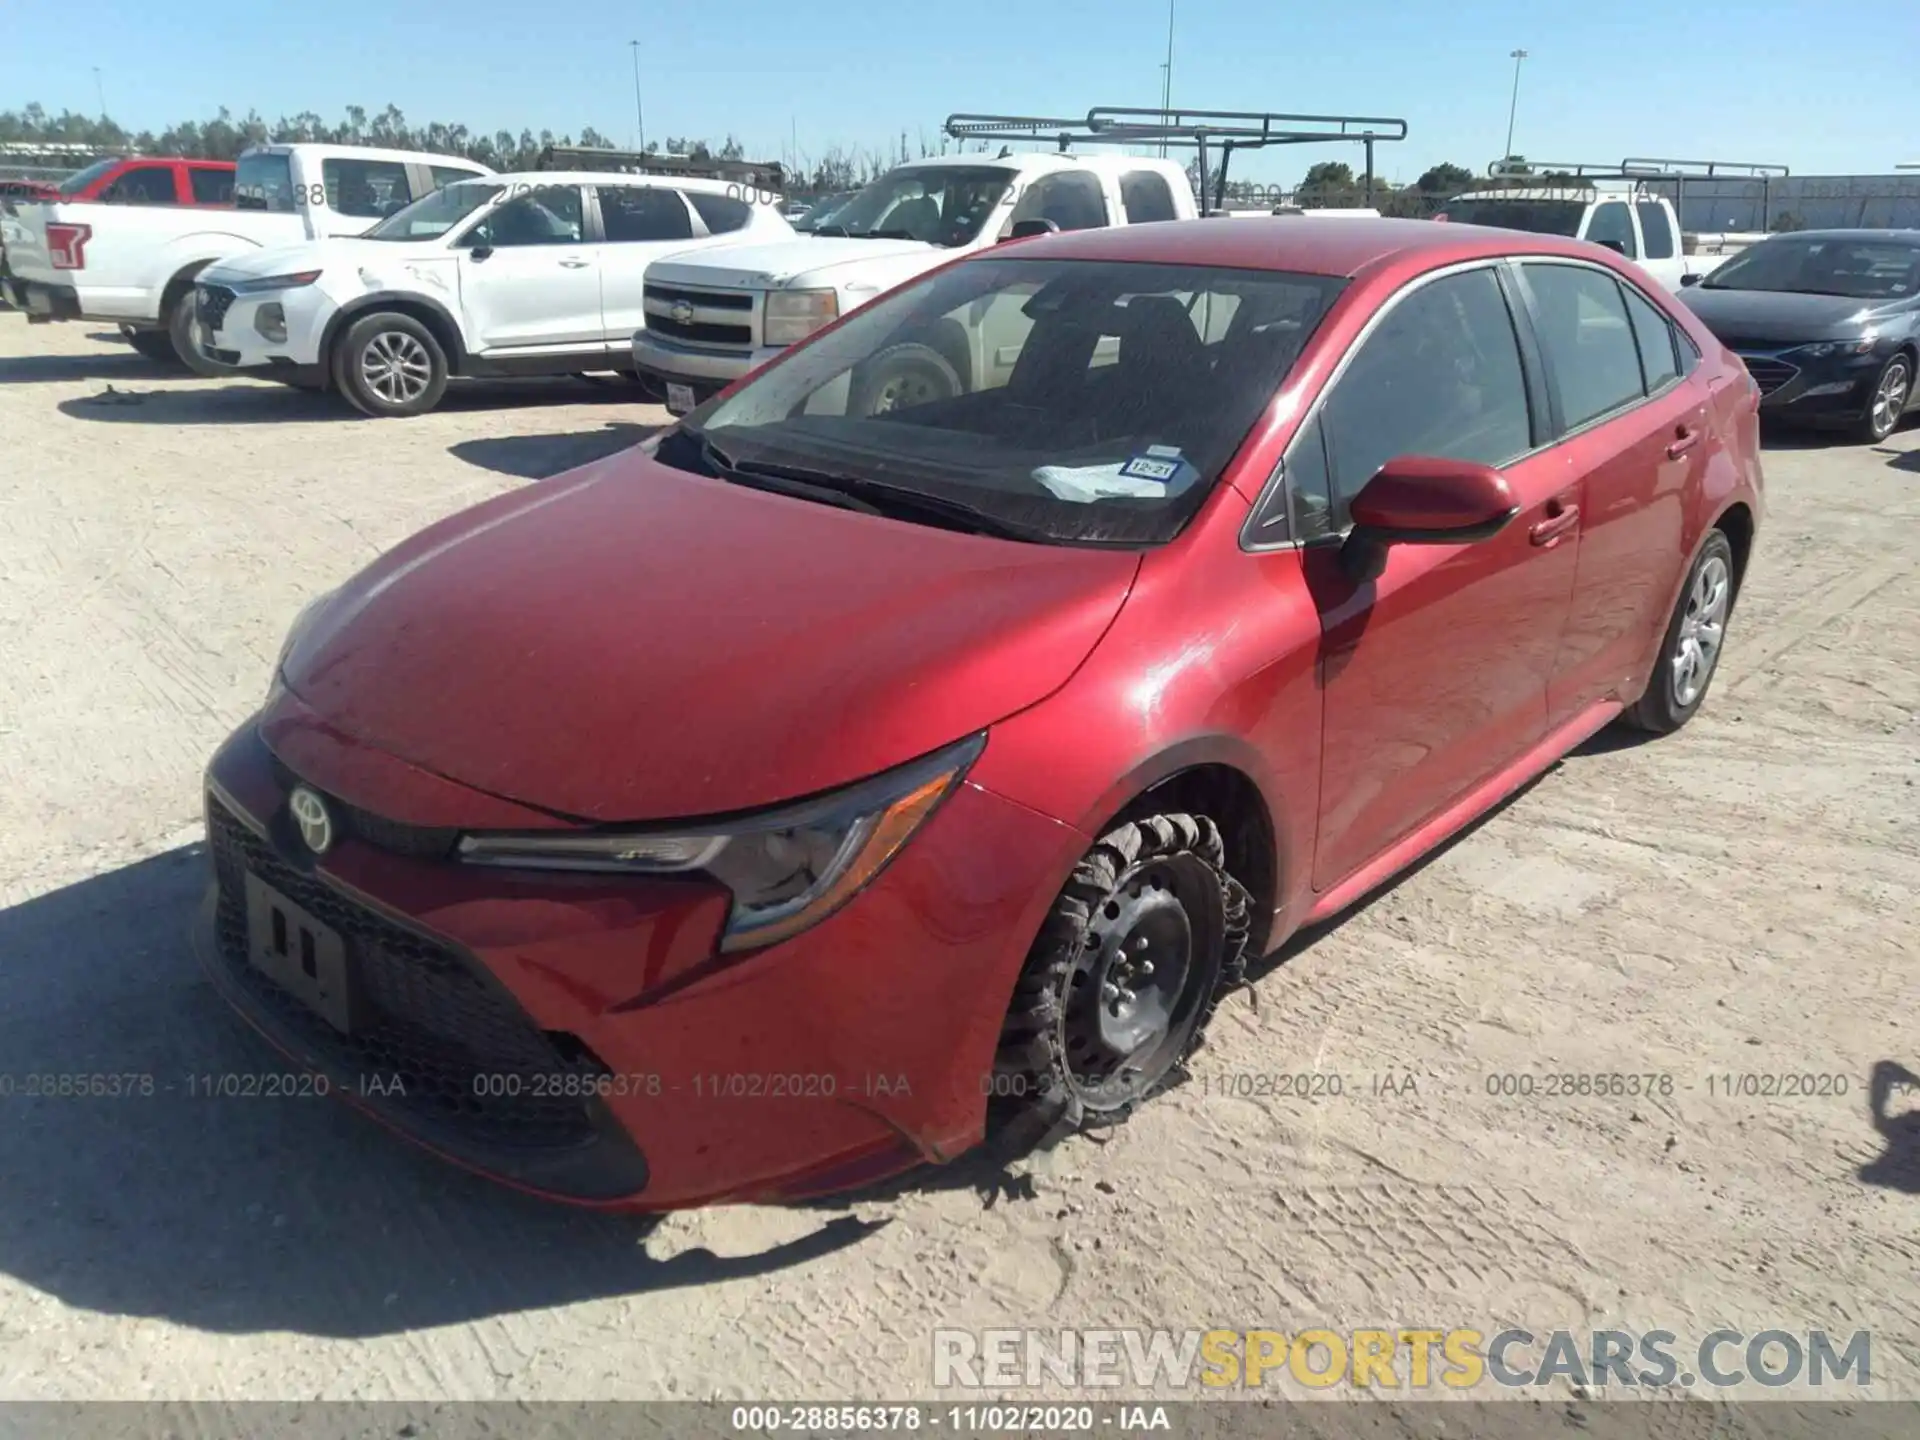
[365,181,506,240]
[811,166,1016,247]
[656,256,1344,546]
[56,158,122,197]
[1442,198,1586,236]
[1702,236,1920,299]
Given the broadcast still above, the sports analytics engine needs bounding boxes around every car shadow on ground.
[53,377,666,426]
[0,846,882,1340]
[0,349,180,384]
[449,421,663,480]
[1884,447,1920,475]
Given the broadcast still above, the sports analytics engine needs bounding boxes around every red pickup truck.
[2,156,236,309]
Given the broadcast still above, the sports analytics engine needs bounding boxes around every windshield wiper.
[696,434,1035,541]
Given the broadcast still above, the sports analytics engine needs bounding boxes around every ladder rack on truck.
[533,146,786,195]
[943,106,1409,215]
[1481,157,1790,230]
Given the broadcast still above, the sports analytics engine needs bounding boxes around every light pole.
[1159,0,1174,157]
[629,41,646,154]
[1503,49,1528,162]
[92,67,106,120]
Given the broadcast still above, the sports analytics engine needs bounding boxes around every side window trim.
[1239,259,1538,553]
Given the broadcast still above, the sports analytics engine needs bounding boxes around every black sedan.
[1678,229,1919,443]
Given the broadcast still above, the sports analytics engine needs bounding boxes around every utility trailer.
[942,106,1409,215]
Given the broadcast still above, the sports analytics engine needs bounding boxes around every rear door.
[1289,263,1579,890]
[592,183,700,345]
[1513,259,1708,719]
[453,183,600,350]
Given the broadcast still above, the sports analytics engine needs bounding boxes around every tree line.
[3,102,1504,205]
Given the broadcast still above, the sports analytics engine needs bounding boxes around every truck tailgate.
[2,202,57,284]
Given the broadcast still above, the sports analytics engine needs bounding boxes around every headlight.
[458,733,985,952]
[764,287,839,346]
[229,269,323,295]
[1796,334,1878,359]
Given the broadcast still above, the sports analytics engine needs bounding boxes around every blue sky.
[4,0,1915,185]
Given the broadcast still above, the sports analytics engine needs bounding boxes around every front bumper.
[1738,347,1892,426]
[2,276,81,322]
[630,329,785,413]
[197,279,332,371]
[195,704,1079,1210]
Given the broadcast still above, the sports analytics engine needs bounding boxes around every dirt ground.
[0,315,1915,1412]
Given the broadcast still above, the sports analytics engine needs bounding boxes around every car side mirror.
[1340,456,1519,582]
[1679,272,1701,287]
[468,243,493,262]
[1593,238,1627,256]
[1004,218,1060,242]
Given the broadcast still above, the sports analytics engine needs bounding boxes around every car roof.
[990,215,1615,279]
[470,169,756,194]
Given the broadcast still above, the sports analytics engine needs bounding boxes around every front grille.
[196,284,235,330]
[1739,355,1798,396]
[264,755,458,859]
[206,796,601,1153]
[645,312,753,346]
[644,282,751,312]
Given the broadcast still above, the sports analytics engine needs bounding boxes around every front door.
[1291,264,1581,890]
[454,184,601,350]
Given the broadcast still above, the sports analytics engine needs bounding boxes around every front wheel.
[1851,353,1912,444]
[165,288,225,377]
[1621,529,1736,734]
[333,312,449,418]
[992,814,1250,1137]
[848,343,961,416]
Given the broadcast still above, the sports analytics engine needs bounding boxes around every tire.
[333,312,449,418]
[123,327,180,365]
[848,342,962,416]
[991,813,1252,1139]
[165,288,225,377]
[1621,529,1737,734]
[1851,352,1912,444]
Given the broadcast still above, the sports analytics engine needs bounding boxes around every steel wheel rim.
[360,331,432,405]
[870,369,940,414]
[1671,553,1731,709]
[1872,360,1910,437]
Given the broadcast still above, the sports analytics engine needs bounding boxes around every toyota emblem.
[288,786,334,855]
[670,299,695,325]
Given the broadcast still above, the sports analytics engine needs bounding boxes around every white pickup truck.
[1434,185,1732,291]
[1,142,492,366]
[631,151,1199,413]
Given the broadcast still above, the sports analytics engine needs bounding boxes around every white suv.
[194,169,795,416]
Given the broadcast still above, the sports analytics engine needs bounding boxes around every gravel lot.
[1,314,1916,1410]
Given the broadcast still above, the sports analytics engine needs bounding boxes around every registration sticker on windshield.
[1119,446,1199,490]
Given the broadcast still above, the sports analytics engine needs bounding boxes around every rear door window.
[321,158,412,219]
[1119,170,1179,224]
[687,191,753,235]
[1007,172,1110,233]
[188,166,234,205]
[1621,284,1681,392]
[1521,263,1649,428]
[599,186,695,242]
[1635,201,1676,260]
[1587,201,1638,259]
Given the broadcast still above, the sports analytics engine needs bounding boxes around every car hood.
[201,236,423,284]
[644,234,948,292]
[280,451,1140,822]
[1676,286,1907,344]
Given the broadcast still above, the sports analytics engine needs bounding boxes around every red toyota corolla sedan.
[197,217,1764,1209]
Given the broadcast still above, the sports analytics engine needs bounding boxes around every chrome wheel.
[1671,553,1731,709]
[1870,358,1911,441]
[358,330,433,406]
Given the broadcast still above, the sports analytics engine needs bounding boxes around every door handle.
[1667,426,1700,459]
[558,258,591,269]
[1529,500,1580,546]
